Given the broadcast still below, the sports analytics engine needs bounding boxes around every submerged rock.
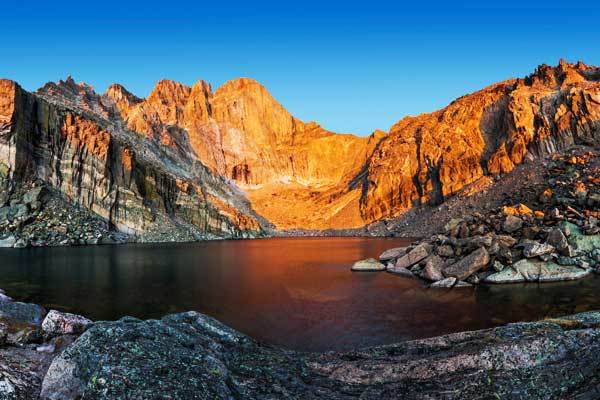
[351,258,385,271]
[386,265,415,278]
[430,277,456,288]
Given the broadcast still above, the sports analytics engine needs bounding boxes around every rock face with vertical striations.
[0,78,267,242]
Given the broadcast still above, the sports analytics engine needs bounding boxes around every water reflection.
[0,237,598,351]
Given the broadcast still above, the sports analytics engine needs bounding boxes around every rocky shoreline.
[353,147,600,285]
[2,290,600,399]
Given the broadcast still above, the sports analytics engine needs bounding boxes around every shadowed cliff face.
[2,59,599,235]
[361,59,600,222]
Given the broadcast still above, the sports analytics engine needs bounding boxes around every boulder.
[423,255,445,281]
[436,245,454,257]
[9,326,44,345]
[518,241,555,258]
[442,247,490,280]
[503,215,523,233]
[386,265,415,278]
[395,243,431,269]
[378,247,407,262]
[484,259,591,283]
[444,218,463,232]
[492,261,506,272]
[0,300,46,325]
[430,277,456,288]
[546,228,568,251]
[33,308,600,399]
[0,235,16,248]
[13,238,29,248]
[23,186,45,205]
[351,258,385,272]
[42,310,93,336]
[494,235,517,248]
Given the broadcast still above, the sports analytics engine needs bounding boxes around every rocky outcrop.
[34,309,600,399]
[361,59,600,222]
[372,147,600,286]
[0,79,267,244]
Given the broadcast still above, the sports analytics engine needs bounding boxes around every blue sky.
[3,1,600,135]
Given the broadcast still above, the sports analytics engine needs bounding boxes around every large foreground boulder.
[40,310,600,399]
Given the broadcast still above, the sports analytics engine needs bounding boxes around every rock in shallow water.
[395,243,431,269]
[442,247,490,280]
[386,265,415,278]
[351,258,385,271]
[430,277,456,288]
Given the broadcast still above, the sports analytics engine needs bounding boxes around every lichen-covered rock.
[42,310,93,336]
[40,310,600,399]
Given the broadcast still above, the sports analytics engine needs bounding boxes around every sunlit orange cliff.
[1,59,599,240]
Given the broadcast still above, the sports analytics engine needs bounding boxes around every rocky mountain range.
[1,59,599,243]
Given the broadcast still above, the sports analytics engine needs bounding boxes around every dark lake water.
[0,237,598,351]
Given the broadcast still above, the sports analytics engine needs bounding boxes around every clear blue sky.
[3,1,600,135]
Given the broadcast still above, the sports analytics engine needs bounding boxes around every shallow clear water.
[0,237,598,351]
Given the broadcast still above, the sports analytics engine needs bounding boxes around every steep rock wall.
[0,79,265,241]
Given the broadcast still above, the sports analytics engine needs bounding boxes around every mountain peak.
[525,59,598,89]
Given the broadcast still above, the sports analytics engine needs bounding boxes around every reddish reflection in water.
[1,237,600,351]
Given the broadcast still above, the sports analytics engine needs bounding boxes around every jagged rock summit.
[1,59,600,243]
